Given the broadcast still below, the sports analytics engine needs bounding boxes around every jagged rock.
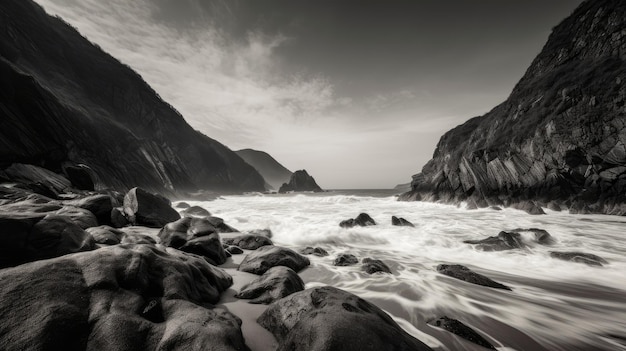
[0,213,95,268]
[236,149,293,190]
[278,170,323,193]
[512,201,546,215]
[300,247,329,257]
[361,258,392,274]
[239,246,310,275]
[62,164,95,191]
[225,245,244,255]
[437,264,511,290]
[391,216,414,227]
[0,244,248,351]
[175,202,191,209]
[223,234,273,250]
[334,253,359,266]
[110,207,129,228]
[258,286,434,351]
[340,213,376,228]
[63,194,114,225]
[180,205,211,218]
[464,231,526,251]
[86,225,125,245]
[429,316,496,350]
[158,217,227,265]
[123,187,180,228]
[236,266,305,304]
[550,251,608,266]
[1,163,71,198]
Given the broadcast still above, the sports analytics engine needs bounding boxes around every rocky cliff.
[235,149,292,190]
[0,0,265,195]
[400,0,626,215]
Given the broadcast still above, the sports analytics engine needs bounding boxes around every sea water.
[183,190,626,351]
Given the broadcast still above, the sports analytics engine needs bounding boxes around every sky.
[34,0,583,189]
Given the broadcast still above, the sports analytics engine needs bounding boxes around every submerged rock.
[158,217,228,265]
[550,251,608,266]
[391,215,415,227]
[334,253,359,266]
[361,258,392,274]
[236,266,305,304]
[239,246,310,275]
[340,213,376,228]
[429,316,496,350]
[300,247,329,257]
[223,234,274,250]
[437,264,511,290]
[464,231,525,251]
[123,187,180,228]
[258,286,434,351]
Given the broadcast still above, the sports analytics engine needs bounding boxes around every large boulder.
[0,213,96,268]
[437,264,511,291]
[63,194,114,225]
[180,205,211,218]
[62,164,96,191]
[86,225,125,245]
[158,217,228,265]
[258,286,434,351]
[429,316,496,350]
[0,244,248,351]
[55,206,98,229]
[550,251,608,266]
[123,187,180,228]
[278,170,323,193]
[236,266,305,304]
[339,213,376,228]
[239,246,310,275]
[223,234,274,250]
[1,163,72,198]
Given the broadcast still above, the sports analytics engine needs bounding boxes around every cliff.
[400,0,626,215]
[279,170,323,193]
[235,149,292,190]
[0,0,265,195]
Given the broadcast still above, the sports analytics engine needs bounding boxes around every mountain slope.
[0,0,265,195]
[400,0,626,214]
[236,149,292,190]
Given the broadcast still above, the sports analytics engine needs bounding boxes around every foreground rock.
[158,217,228,265]
[278,169,323,193]
[123,187,180,228]
[0,245,248,351]
[236,266,305,304]
[86,225,125,245]
[437,264,511,291]
[239,246,310,275]
[180,205,211,218]
[429,316,496,350]
[361,258,392,274]
[339,213,376,228]
[392,216,415,227]
[223,234,274,250]
[63,194,114,225]
[334,253,359,266]
[258,286,434,351]
[550,251,608,266]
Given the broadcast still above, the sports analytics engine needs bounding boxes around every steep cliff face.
[400,0,626,214]
[235,149,293,190]
[0,0,265,195]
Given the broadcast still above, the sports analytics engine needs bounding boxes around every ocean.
[183,190,626,351]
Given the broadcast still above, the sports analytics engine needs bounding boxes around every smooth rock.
[225,245,244,255]
[437,264,511,290]
[180,205,211,218]
[300,247,329,257]
[464,231,525,251]
[236,266,305,304]
[175,202,191,209]
[391,216,415,227]
[361,258,391,274]
[55,206,98,229]
[86,225,124,245]
[62,164,95,191]
[239,246,310,275]
[223,234,274,250]
[550,251,608,266]
[257,286,434,351]
[110,207,129,228]
[158,217,227,265]
[63,194,113,225]
[334,253,359,266]
[123,187,180,228]
[429,316,496,350]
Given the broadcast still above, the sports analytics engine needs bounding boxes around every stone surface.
[123,187,180,228]
[437,264,511,290]
[0,244,248,351]
[334,253,359,266]
[392,216,415,227]
[300,247,329,257]
[429,316,496,350]
[464,231,526,251]
[236,266,305,304]
[175,202,191,209]
[550,251,608,266]
[278,169,323,193]
[223,234,274,250]
[62,164,95,191]
[86,225,125,245]
[361,258,392,274]
[180,205,211,218]
[258,286,434,351]
[158,217,228,265]
[340,213,376,228]
[63,194,114,226]
[239,246,310,275]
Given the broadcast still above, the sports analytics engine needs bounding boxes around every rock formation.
[400,0,626,215]
[278,170,323,193]
[236,149,293,190]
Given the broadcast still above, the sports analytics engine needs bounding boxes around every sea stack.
[278,170,323,193]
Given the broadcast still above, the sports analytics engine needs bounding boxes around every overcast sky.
[35,0,582,189]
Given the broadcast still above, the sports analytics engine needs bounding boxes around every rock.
[0,213,96,268]
[340,213,376,228]
[1,163,71,198]
[239,246,310,275]
[63,194,114,225]
[158,217,228,265]
[180,205,211,218]
[300,247,329,257]
[339,218,355,228]
[245,228,273,238]
[361,258,391,274]
[258,286,434,351]
[490,206,503,211]
[226,245,244,255]
[86,225,125,245]
[0,244,248,351]
[55,206,98,229]
[236,266,305,304]
[429,316,496,350]
[223,234,273,250]
[121,233,157,245]
[391,216,415,227]
[464,231,525,251]
[123,187,180,228]
[511,228,556,245]
[175,202,191,209]
[512,201,546,215]
[437,264,511,290]
[110,207,129,228]
[550,251,608,266]
[334,253,359,266]
[278,170,323,193]
[205,216,239,233]
[62,164,95,191]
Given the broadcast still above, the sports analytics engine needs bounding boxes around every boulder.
[175,202,191,209]
[257,286,434,351]
[2,163,72,198]
[223,234,273,250]
[278,169,323,193]
[245,228,273,238]
[550,251,608,266]
[180,205,211,218]
[239,246,310,275]
[63,194,113,225]
[437,264,511,290]
[511,228,555,245]
[0,244,248,351]
[391,216,415,227]
[110,207,129,228]
[464,231,525,251]
[0,198,98,229]
[55,206,98,229]
[300,247,329,257]
[334,253,359,266]
[158,217,228,265]
[123,187,180,228]
[205,216,239,233]
[429,316,496,350]
[236,266,305,304]
[339,218,355,228]
[339,213,376,228]
[62,164,95,191]
[361,258,391,274]
[86,225,125,245]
